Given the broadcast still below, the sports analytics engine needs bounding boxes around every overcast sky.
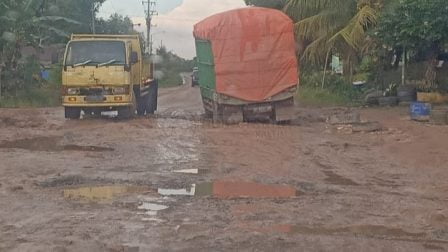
[99,0,246,59]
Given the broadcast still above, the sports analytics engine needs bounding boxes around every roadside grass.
[0,64,61,108]
[0,88,60,108]
[298,71,364,106]
[297,85,362,106]
[158,72,183,88]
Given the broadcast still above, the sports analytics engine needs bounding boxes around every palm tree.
[285,0,384,76]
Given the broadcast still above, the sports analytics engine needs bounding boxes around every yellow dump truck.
[61,34,157,119]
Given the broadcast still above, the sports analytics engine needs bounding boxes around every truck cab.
[62,34,158,119]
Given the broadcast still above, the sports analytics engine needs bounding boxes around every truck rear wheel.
[118,106,133,119]
[136,96,146,116]
[65,107,81,120]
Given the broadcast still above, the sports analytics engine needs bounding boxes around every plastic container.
[410,102,431,121]
[417,92,448,104]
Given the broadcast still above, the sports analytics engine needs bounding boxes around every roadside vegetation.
[155,46,195,88]
[247,0,448,106]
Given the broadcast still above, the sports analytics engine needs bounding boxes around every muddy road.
[1,85,448,251]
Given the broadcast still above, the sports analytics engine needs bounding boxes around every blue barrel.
[410,102,431,121]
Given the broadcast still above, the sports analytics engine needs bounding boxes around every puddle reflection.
[64,186,150,201]
[158,181,298,199]
[138,202,169,216]
[172,169,207,174]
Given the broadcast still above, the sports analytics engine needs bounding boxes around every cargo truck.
[193,7,299,124]
[61,34,158,119]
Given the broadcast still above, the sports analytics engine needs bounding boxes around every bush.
[0,62,61,108]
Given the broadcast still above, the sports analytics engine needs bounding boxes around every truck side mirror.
[130,52,139,64]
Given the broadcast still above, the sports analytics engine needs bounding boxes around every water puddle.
[158,181,298,199]
[323,170,359,186]
[141,217,167,223]
[0,136,114,152]
[138,202,169,216]
[158,185,197,196]
[63,145,114,152]
[172,169,207,174]
[64,186,150,201]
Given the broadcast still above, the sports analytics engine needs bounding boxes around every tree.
[284,0,383,72]
[96,14,135,35]
[155,45,195,86]
[49,0,106,35]
[377,0,448,89]
[0,0,82,97]
[244,0,287,10]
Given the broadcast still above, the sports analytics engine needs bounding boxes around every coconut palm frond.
[286,0,383,67]
[302,30,339,63]
[34,16,81,25]
[328,5,378,50]
[285,0,349,21]
[294,8,351,40]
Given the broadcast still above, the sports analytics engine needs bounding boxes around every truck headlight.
[67,88,80,95]
[112,87,128,95]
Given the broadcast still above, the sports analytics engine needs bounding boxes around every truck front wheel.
[118,95,136,120]
[146,82,158,115]
[117,106,133,119]
[65,107,81,120]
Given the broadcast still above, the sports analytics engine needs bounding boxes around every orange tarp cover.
[194,7,299,102]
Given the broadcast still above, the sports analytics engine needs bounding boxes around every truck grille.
[79,87,113,96]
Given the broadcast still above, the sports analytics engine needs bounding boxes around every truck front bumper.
[62,95,132,107]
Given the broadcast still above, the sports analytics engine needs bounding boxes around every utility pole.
[402,47,406,86]
[142,0,157,54]
[91,1,96,34]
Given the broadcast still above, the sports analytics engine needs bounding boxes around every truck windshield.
[65,41,126,66]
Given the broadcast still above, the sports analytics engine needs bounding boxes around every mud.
[1,86,448,251]
[322,170,360,186]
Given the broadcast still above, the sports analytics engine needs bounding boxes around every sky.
[99,0,246,59]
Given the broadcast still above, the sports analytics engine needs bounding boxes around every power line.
[142,0,157,54]
[155,17,198,22]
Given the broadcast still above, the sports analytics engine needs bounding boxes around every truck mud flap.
[220,105,244,124]
[243,104,273,122]
[273,98,295,123]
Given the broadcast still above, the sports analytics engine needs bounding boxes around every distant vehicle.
[193,8,299,124]
[61,34,158,119]
[191,67,199,87]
